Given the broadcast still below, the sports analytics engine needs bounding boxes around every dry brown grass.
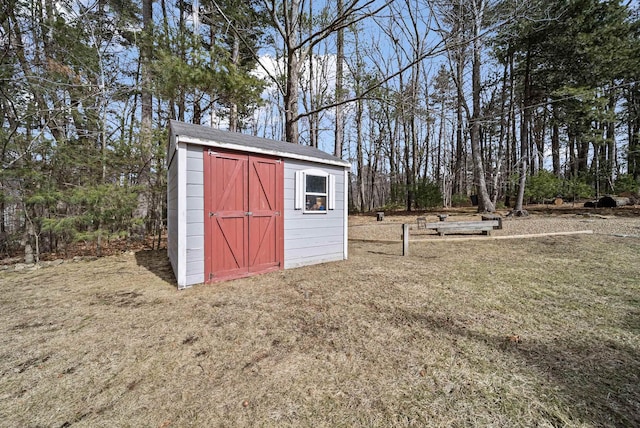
[1,232,639,427]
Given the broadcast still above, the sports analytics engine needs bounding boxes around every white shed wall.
[283,159,346,268]
[167,135,179,278]
[185,145,205,285]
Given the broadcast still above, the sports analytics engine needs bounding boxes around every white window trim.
[295,169,335,213]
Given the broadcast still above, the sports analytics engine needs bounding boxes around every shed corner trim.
[176,141,188,286]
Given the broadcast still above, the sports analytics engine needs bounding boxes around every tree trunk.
[307,0,317,148]
[356,97,365,213]
[514,46,531,215]
[229,32,241,132]
[566,128,574,177]
[605,88,617,192]
[285,50,299,143]
[505,50,516,207]
[177,2,186,121]
[22,208,38,264]
[469,0,494,213]
[282,0,301,144]
[334,0,344,157]
[534,108,546,174]
[552,107,560,175]
[629,84,640,179]
[141,0,153,155]
[409,73,418,212]
[514,159,527,213]
[577,140,589,174]
[389,98,399,204]
[436,96,445,191]
[454,59,464,195]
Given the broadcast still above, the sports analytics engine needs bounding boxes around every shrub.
[525,170,561,203]
[41,184,141,249]
[379,201,405,212]
[451,193,471,207]
[561,177,594,201]
[614,174,639,195]
[415,180,443,209]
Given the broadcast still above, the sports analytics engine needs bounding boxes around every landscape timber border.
[349,229,595,245]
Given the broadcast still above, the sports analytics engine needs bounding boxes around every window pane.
[306,195,326,211]
[306,175,326,193]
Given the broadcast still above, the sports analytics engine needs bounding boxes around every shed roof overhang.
[168,120,350,168]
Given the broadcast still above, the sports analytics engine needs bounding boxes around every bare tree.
[141,0,153,161]
[335,0,345,157]
[433,0,494,212]
[261,0,390,144]
[468,0,495,212]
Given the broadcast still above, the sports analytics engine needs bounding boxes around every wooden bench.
[416,218,502,236]
[481,214,503,229]
[435,221,499,236]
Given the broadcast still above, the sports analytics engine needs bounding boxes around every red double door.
[204,149,284,282]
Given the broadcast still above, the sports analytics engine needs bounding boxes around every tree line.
[2,0,639,262]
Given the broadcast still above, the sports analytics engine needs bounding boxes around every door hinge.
[276,159,282,164]
[207,149,218,156]
[209,212,217,217]
[209,272,214,280]
[275,211,281,216]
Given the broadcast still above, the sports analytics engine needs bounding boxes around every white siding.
[167,135,179,279]
[283,159,346,269]
[185,145,205,285]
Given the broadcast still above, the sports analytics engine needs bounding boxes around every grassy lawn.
[0,235,638,427]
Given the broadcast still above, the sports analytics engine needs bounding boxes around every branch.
[212,0,286,97]
[297,0,393,56]
[294,37,449,122]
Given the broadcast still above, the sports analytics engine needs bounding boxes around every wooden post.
[402,224,409,256]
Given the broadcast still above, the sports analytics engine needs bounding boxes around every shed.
[167,120,350,289]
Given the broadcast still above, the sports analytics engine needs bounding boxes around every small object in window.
[310,197,325,211]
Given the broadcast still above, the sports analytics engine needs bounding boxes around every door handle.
[245,212,253,216]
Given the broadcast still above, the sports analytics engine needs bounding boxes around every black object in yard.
[597,196,630,208]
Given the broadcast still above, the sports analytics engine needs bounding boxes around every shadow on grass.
[396,309,640,426]
[367,250,402,256]
[134,249,177,286]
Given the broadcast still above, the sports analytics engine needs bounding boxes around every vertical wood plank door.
[204,151,248,281]
[248,156,283,273]
[204,149,283,283]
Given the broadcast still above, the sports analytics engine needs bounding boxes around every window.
[305,175,327,211]
[295,169,336,213]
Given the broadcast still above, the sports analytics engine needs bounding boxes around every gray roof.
[169,120,350,167]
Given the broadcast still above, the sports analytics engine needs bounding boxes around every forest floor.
[0,208,639,426]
